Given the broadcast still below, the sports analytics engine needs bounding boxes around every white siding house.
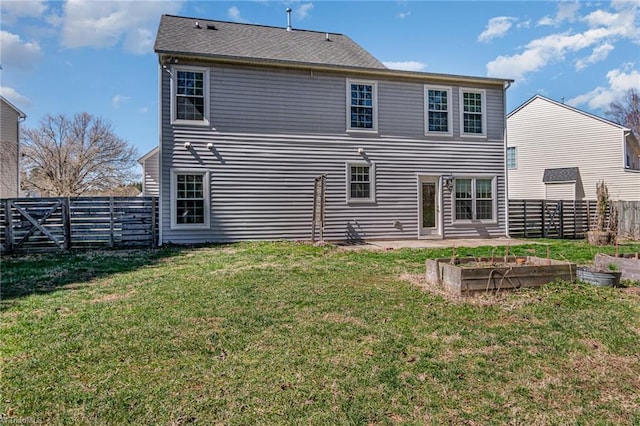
[507,95,640,201]
[0,97,26,199]
[138,147,159,197]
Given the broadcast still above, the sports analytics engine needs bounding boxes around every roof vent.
[194,21,201,29]
[286,7,292,32]
[325,33,331,41]
[207,24,217,30]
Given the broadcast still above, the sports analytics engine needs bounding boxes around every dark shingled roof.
[543,167,580,183]
[155,15,387,69]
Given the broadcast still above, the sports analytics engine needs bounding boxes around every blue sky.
[2,0,639,168]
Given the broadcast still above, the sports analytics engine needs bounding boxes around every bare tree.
[606,88,640,137]
[21,112,139,197]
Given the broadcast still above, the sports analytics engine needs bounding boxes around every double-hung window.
[347,80,377,131]
[460,89,486,136]
[425,86,451,135]
[346,162,375,203]
[454,177,495,222]
[172,66,209,125]
[506,147,517,169]
[171,169,210,228]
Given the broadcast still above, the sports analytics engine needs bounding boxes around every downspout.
[157,62,164,246]
[503,80,512,238]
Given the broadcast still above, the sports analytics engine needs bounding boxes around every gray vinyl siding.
[0,101,21,198]
[160,63,507,243]
[508,96,640,201]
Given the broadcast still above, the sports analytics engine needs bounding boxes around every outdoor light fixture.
[442,175,455,191]
[358,147,365,155]
[184,142,191,149]
[207,142,214,150]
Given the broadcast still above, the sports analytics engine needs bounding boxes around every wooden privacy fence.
[509,199,639,240]
[1,197,158,253]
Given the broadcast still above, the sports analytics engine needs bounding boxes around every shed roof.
[155,15,387,69]
[543,167,580,183]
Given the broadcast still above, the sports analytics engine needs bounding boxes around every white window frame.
[506,146,517,170]
[346,162,376,203]
[452,176,497,224]
[170,169,210,229]
[171,65,210,126]
[459,88,487,137]
[424,85,452,136]
[346,79,378,133]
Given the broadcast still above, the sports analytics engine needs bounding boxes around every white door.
[419,176,441,238]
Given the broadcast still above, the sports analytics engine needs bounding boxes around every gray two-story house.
[153,14,512,244]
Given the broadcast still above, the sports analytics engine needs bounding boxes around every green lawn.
[2,240,640,425]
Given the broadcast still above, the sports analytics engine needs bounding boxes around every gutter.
[156,51,514,87]
[503,80,512,238]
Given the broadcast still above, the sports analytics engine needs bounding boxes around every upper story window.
[454,177,495,222]
[425,86,452,135]
[172,66,209,125]
[460,89,486,137]
[506,147,517,169]
[346,162,376,203]
[347,80,377,132]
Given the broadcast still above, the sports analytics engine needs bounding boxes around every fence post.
[523,200,528,238]
[4,199,14,253]
[559,201,564,239]
[109,197,115,248]
[62,197,71,251]
[541,200,546,238]
[151,197,157,248]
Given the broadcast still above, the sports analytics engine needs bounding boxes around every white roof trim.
[138,146,159,164]
[508,94,630,132]
[0,96,26,119]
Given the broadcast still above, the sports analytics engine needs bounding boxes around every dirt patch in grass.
[90,290,136,304]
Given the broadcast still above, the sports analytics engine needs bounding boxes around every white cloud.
[396,11,411,19]
[0,30,42,70]
[575,43,615,71]
[567,64,640,110]
[539,1,581,26]
[60,0,182,54]
[487,3,640,80]
[294,3,314,21]
[0,86,31,108]
[382,61,427,72]
[228,6,250,24]
[478,16,516,43]
[112,94,131,108]
[0,0,48,23]
[139,106,149,114]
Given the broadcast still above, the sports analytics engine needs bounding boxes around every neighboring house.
[0,97,27,199]
[154,14,512,244]
[507,95,640,201]
[138,146,159,197]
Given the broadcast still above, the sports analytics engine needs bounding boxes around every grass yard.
[1,240,640,425]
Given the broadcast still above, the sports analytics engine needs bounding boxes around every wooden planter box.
[426,256,576,296]
[594,253,640,281]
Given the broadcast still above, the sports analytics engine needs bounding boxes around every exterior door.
[419,176,441,238]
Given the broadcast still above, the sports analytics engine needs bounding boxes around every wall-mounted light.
[358,147,365,155]
[184,142,191,149]
[207,143,214,150]
[442,175,455,191]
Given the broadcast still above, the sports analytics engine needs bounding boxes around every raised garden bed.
[426,256,576,296]
[594,253,640,282]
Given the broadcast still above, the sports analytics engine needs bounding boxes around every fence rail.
[1,197,158,253]
[509,199,639,240]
